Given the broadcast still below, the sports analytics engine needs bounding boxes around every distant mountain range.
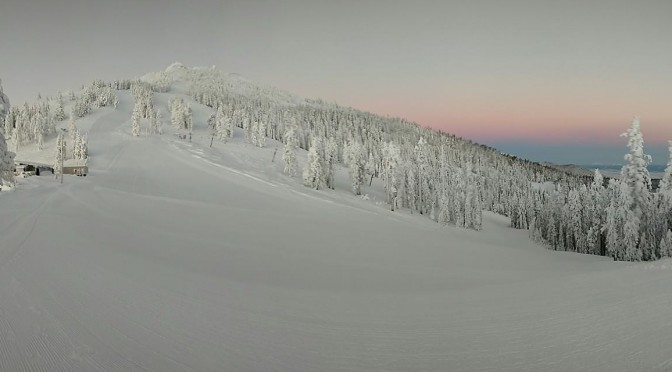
[578,164,667,174]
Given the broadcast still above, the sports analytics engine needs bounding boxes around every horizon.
[1,0,671,165]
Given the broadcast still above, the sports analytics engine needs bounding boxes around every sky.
[1,0,671,165]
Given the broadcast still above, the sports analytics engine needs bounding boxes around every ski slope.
[1,90,672,372]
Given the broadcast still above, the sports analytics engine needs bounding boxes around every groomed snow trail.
[1,108,672,371]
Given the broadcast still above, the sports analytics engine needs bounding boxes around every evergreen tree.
[618,117,652,260]
[660,230,672,258]
[79,133,88,159]
[0,129,15,189]
[148,108,158,135]
[155,109,163,135]
[131,102,141,136]
[215,105,227,140]
[4,108,15,138]
[186,105,193,133]
[303,138,324,189]
[256,120,266,147]
[36,130,44,152]
[283,121,299,177]
[0,78,8,130]
[381,141,401,209]
[324,137,338,190]
[587,169,606,255]
[659,141,672,197]
[344,140,366,195]
[54,100,66,121]
[54,131,65,177]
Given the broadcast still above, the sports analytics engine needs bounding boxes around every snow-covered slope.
[141,62,307,107]
[1,73,672,372]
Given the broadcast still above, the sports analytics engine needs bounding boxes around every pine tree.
[215,105,227,141]
[303,138,324,189]
[243,117,252,143]
[0,128,15,189]
[659,141,672,198]
[186,105,193,133]
[414,137,431,214]
[131,102,141,137]
[54,100,66,121]
[156,109,163,135]
[0,78,8,128]
[54,131,65,177]
[283,121,299,177]
[3,108,15,139]
[225,113,234,139]
[170,98,183,129]
[660,230,672,258]
[587,169,605,255]
[618,117,652,260]
[72,129,81,157]
[344,140,366,195]
[381,141,401,209]
[325,137,338,190]
[36,129,44,152]
[256,120,266,147]
[148,108,157,135]
[81,133,88,159]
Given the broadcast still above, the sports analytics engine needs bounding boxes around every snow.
[1,81,672,372]
[0,79,9,119]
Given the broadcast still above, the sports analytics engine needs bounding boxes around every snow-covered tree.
[344,140,366,195]
[243,116,253,143]
[54,100,66,121]
[0,129,15,189]
[283,120,299,177]
[54,131,65,177]
[621,117,652,208]
[659,141,672,198]
[0,78,9,132]
[131,102,141,137]
[381,141,401,209]
[618,117,652,260]
[77,133,88,159]
[586,169,606,255]
[325,137,338,190]
[169,97,191,130]
[36,129,44,151]
[215,105,226,141]
[660,230,672,258]
[255,120,266,147]
[414,137,431,214]
[303,137,325,189]
[186,105,193,133]
[72,130,88,159]
[3,108,15,138]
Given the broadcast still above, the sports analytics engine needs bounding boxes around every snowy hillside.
[1,66,672,371]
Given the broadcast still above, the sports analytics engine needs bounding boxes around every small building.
[63,159,88,176]
[15,164,35,176]
[14,161,52,176]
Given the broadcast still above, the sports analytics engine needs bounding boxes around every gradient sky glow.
[1,0,671,164]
